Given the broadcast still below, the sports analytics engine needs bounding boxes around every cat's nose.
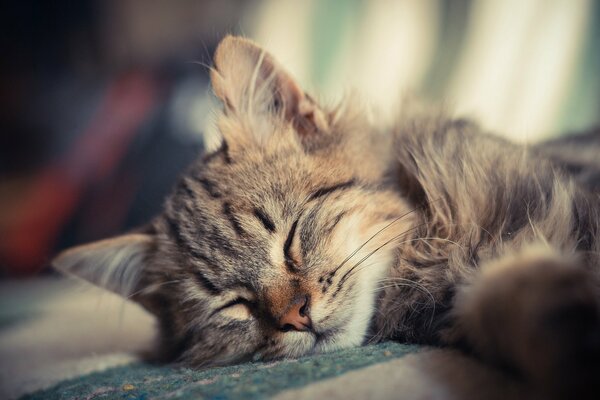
[279,295,312,332]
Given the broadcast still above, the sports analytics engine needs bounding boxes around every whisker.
[370,276,437,334]
[328,202,433,277]
[338,223,428,282]
[337,230,472,331]
[329,223,428,299]
[349,236,467,280]
[114,279,183,331]
[374,278,432,296]
[186,60,212,71]
[126,279,183,299]
[414,237,466,251]
[362,277,436,344]
[333,233,455,337]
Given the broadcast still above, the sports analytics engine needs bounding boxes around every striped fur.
[54,36,600,396]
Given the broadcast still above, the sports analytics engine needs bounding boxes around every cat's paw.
[455,250,600,398]
[516,261,600,398]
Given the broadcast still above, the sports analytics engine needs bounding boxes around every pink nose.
[279,296,312,332]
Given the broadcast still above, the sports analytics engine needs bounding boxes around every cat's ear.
[52,233,153,299]
[210,35,329,138]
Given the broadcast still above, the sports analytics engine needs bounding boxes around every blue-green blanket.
[24,343,420,400]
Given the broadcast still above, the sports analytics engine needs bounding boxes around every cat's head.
[53,36,413,366]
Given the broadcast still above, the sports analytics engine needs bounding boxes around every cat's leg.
[447,245,600,398]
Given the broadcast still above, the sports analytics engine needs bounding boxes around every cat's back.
[535,128,600,194]
[389,110,599,263]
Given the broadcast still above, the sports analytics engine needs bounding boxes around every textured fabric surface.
[1,278,522,400]
[22,343,421,400]
[0,278,154,399]
[273,349,526,400]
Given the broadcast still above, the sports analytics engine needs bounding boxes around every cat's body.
[54,36,600,398]
[376,115,600,340]
[376,114,600,397]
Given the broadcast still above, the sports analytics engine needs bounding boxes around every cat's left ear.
[52,234,154,300]
[210,35,329,137]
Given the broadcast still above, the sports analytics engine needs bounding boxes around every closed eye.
[216,297,255,320]
[308,179,356,201]
[218,297,254,311]
[284,219,299,272]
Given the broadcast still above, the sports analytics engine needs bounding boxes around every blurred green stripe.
[309,0,364,87]
[422,0,472,100]
[557,1,600,135]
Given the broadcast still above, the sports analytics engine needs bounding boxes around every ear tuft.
[53,234,153,298]
[210,35,329,138]
[211,36,299,114]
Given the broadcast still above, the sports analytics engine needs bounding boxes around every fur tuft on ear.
[52,234,153,298]
[210,35,329,139]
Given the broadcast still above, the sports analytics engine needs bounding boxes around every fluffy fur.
[54,36,600,398]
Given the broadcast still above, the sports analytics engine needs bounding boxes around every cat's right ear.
[52,233,154,300]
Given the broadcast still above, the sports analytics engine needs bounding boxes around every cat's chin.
[268,327,363,359]
[311,327,369,355]
[311,315,371,355]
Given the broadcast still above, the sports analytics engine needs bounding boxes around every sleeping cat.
[54,36,600,397]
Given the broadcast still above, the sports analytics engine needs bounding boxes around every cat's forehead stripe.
[253,207,276,233]
[323,210,349,236]
[196,177,222,199]
[192,269,222,295]
[177,178,198,200]
[308,179,356,201]
[222,202,246,236]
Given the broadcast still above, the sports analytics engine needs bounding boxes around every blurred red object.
[0,71,159,276]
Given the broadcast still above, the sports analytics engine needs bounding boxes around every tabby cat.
[54,36,600,397]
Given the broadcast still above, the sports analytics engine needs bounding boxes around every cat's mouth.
[314,327,339,344]
[309,326,345,354]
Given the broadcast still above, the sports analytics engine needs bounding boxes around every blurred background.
[1,0,599,277]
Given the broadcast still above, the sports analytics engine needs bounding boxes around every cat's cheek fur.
[314,251,396,353]
[347,241,398,345]
[315,219,401,353]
